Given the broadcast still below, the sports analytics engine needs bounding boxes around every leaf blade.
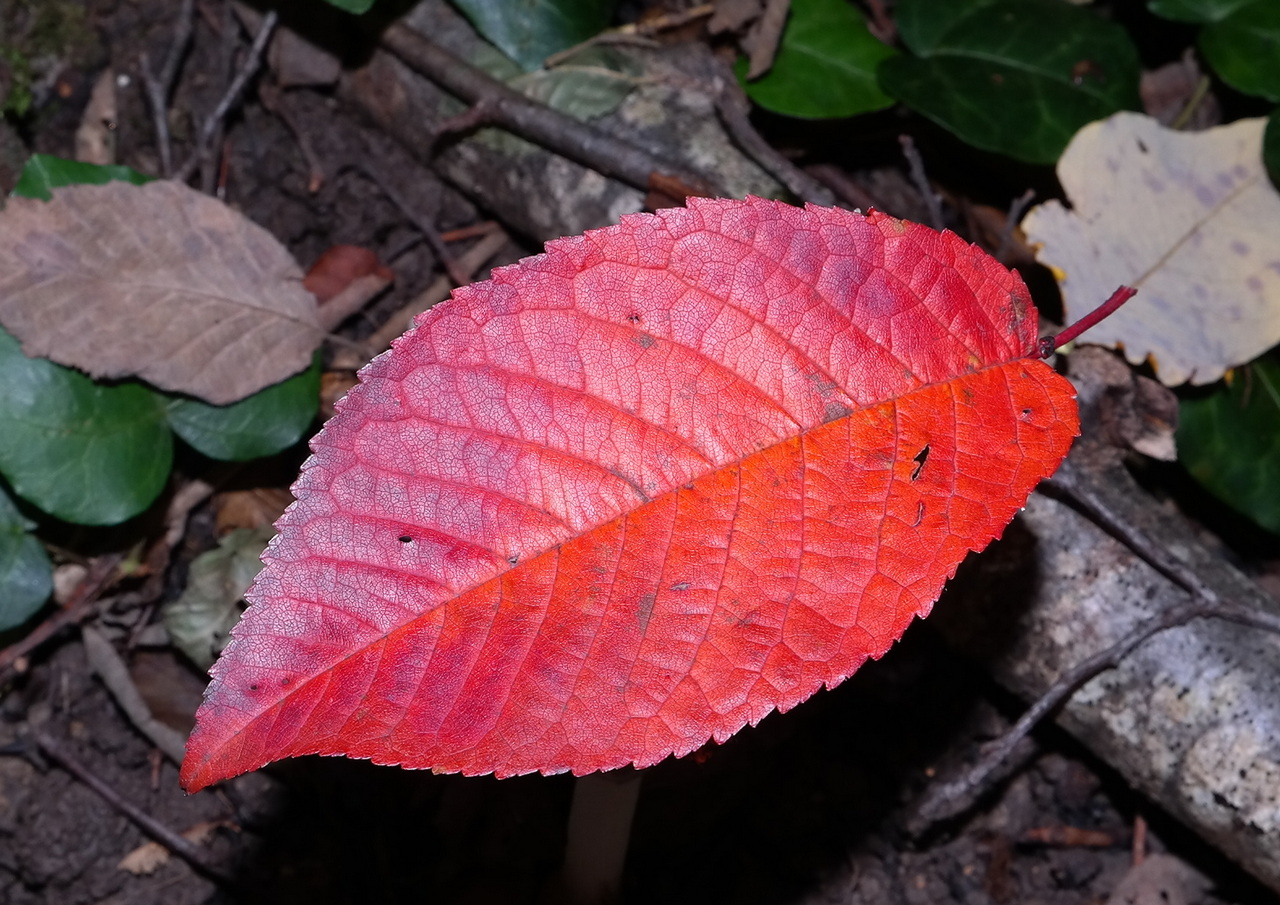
[182,199,1077,790]
[0,326,172,525]
[0,180,322,404]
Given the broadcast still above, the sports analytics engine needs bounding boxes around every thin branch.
[352,156,470,286]
[175,9,277,184]
[82,626,188,764]
[911,592,1280,831]
[995,188,1035,261]
[0,554,123,686]
[140,0,195,176]
[379,21,721,199]
[30,731,240,889]
[712,62,836,207]
[899,135,944,231]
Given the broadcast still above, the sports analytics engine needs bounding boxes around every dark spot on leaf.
[911,445,930,481]
[627,312,642,324]
[508,555,519,566]
[398,535,412,543]
[281,677,291,687]
[1137,139,1149,153]
[823,401,853,423]
[249,684,259,691]
[634,332,656,348]
[637,593,657,634]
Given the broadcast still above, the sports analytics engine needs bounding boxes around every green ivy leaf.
[11,153,150,200]
[737,0,896,119]
[0,326,172,526]
[451,0,615,71]
[879,0,1141,164]
[319,0,376,12]
[1147,0,1253,23]
[1179,357,1280,535]
[0,485,52,631]
[1200,2,1280,102]
[165,353,321,461]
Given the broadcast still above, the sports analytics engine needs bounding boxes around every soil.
[0,2,1277,904]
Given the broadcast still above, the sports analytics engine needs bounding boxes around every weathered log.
[937,349,1280,894]
[339,1,785,242]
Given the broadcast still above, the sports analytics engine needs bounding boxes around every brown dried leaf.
[0,180,322,404]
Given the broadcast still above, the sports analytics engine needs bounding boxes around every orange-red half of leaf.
[182,198,1077,791]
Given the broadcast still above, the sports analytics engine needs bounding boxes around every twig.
[1171,75,1213,132]
[140,0,195,176]
[353,156,470,286]
[1132,813,1148,865]
[260,82,325,192]
[30,731,240,888]
[174,9,277,184]
[899,135,944,230]
[712,62,836,207]
[439,220,501,243]
[82,625,188,764]
[995,188,1035,261]
[544,3,713,68]
[358,227,510,361]
[379,21,721,199]
[863,0,896,44]
[203,1,239,196]
[806,163,882,213]
[910,593,1280,831]
[0,554,123,687]
[125,478,216,648]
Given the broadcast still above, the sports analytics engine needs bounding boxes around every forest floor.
[0,1,1277,903]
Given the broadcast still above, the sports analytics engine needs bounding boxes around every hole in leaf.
[911,445,930,481]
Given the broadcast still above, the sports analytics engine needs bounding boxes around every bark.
[936,349,1280,895]
[339,1,783,243]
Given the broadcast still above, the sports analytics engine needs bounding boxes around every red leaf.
[181,198,1077,791]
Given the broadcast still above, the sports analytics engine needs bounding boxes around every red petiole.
[1036,286,1137,359]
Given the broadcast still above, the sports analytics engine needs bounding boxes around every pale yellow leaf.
[0,180,322,404]
[1023,112,1280,385]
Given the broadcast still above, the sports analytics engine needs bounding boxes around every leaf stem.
[1037,286,1137,358]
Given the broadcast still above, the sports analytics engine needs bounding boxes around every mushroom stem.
[559,769,644,904]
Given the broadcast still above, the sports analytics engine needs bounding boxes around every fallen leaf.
[303,245,393,304]
[164,527,274,670]
[182,198,1079,791]
[214,488,294,536]
[1104,853,1210,905]
[0,179,322,404]
[118,819,231,875]
[1023,112,1280,385]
